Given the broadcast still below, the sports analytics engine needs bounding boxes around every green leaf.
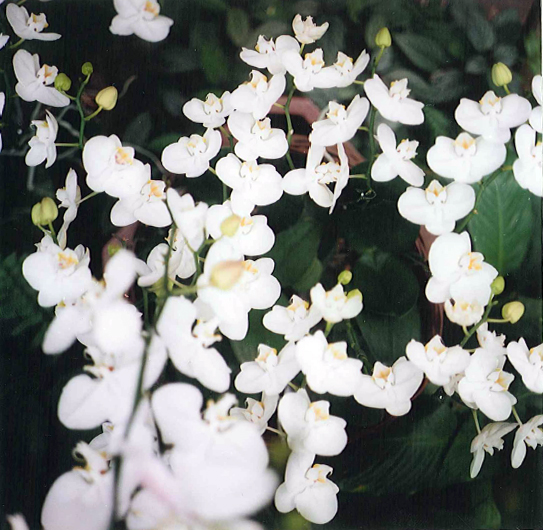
[450,0,495,52]
[123,112,153,145]
[468,171,536,275]
[293,258,323,293]
[364,13,388,50]
[427,69,465,103]
[394,33,449,72]
[226,8,251,47]
[424,106,455,141]
[465,55,488,75]
[493,44,518,67]
[159,47,200,74]
[148,133,182,153]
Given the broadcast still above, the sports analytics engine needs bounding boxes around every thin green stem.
[8,38,24,50]
[288,382,299,391]
[84,106,103,122]
[346,320,369,372]
[266,426,286,437]
[324,322,334,338]
[208,166,217,176]
[512,405,523,426]
[55,142,80,147]
[283,85,297,171]
[142,288,149,329]
[472,409,481,434]
[354,80,365,85]
[503,85,511,95]
[350,174,367,179]
[460,297,494,348]
[77,191,100,205]
[372,47,385,76]
[75,73,91,149]
[487,318,509,324]
[47,222,58,246]
[219,125,234,152]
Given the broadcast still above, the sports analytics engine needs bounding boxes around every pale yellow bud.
[95,86,118,111]
[337,270,352,285]
[375,27,392,48]
[491,276,505,296]
[210,261,244,290]
[502,301,525,324]
[220,214,241,237]
[491,63,512,87]
[31,197,58,226]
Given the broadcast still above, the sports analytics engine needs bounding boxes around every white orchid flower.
[0,34,9,50]
[240,34,300,76]
[455,90,532,143]
[166,188,209,251]
[372,124,425,187]
[227,112,288,161]
[507,338,543,393]
[56,168,81,250]
[25,109,58,168]
[110,0,173,42]
[292,14,329,44]
[281,48,341,92]
[183,91,232,129]
[215,154,283,217]
[427,132,506,184]
[6,515,29,530]
[397,180,475,235]
[470,422,516,478]
[310,282,362,324]
[333,50,370,88]
[310,95,370,146]
[167,227,197,279]
[511,415,543,469]
[135,242,182,287]
[6,4,61,41]
[476,322,506,360]
[444,298,485,327]
[278,389,347,456]
[13,50,70,107]
[364,75,424,125]
[529,75,542,133]
[513,124,542,197]
[230,393,279,435]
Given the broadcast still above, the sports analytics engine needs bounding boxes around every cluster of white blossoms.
[4,1,543,528]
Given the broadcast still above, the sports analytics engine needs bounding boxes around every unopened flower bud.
[210,260,244,290]
[95,86,118,111]
[375,27,392,48]
[338,270,352,285]
[54,73,72,92]
[491,62,512,87]
[347,288,363,302]
[220,214,241,237]
[32,198,58,226]
[491,276,505,296]
[502,301,525,324]
[81,62,94,76]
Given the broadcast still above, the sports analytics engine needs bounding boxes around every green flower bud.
[210,260,244,290]
[220,214,241,237]
[148,277,174,298]
[54,73,72,92]
[347,288,363,302]
[337,270,352,285]
[491,276,505,296]
[491,62,512,87]
[31,198,58,226]
[502,301,525,324]
[81,62,94,76]
[375,27,392,48]
[95,86,118,111]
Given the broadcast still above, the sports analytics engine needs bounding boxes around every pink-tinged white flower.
[406,335,470,386]
[230,393,279,434]
[6,4,61,41]
[215,155,283,217]
[511,415,543,469]
[444,298,485,327]
[230,71,286,120]
[235,343,300,396]
[183,91,232,129]
[161,128,222,178]
[263,295,322,342]
[275,452,338,525]
[13,50,70,107]
[372,124,425,187]
[292,14,329,44]
[426,231,498,306]
[397,180,475,235]
[227,112,288,161]
[296,331,363,396]
[310,95,370,147]
[281,48,341,92]
[166,188,209,251]
[25,109,58,168]
[22,235,92,308]
[240,35,300,76]
[56,168,81,250]
[354,357,423,416]
[110,0,173,42]
[278,389,347,456]
[455,91,532,143]
[470,422,516,478]
[476,323,506,359]
[457,349,516,421]
[310,282,362,324]
[427,132,506,184]
[157,296,231,393]
[513,124,542,197]
[529,75,542,133]
[364,75,424,125]
[507,338,543,393]
[206,200,275,256]
[83,135,149,197]
[333,50,370,88]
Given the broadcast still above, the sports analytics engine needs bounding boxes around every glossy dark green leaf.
[395,33,449,72]
[124,112,153,146]
[465,55,488,75]
[227,8,251,47]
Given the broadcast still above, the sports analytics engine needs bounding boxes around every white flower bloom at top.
[426,231,498,306]
[476,323,506,360]
[227,112,288,161]
[511,415,543,469]
[230,393,279,434]
[354,357,423,416]
[25,109,58,168]
[397,180,475,235]
[275,452,339,525]
[263,295,322,342]
[56,168,81,250]
[292,14,329,44]
[457,349,517,421]
[110,0,173,43]
[455,90,532,143]
[444,298,485,327]
[6,4,61,41]
[470,422,516,478]
[161,128,222,178]
[529,75,542,133]
[230,71,286,120]
[183,91,232,129]
[281,48,341,92]
[513,124,542,197]
[13,50,70,107]
[240,35,300,76]
[372,124,425,187]
[406,336,470,386]
[310,283,362,324]
[333,50,370,88]
[507,338,543,393]
[364,75,424,125]
[427,132,506,184]
[296,331,363,396]
[310,96,370,147]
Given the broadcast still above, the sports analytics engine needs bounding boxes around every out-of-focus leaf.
[450,0,495,52]
[161,89,185,117]
[248,20,290,48]
[424,106,455,141]
[123,112,153,145]
[525,30,542,76]
[465,55,488,75]
[395,33,449,72]
[159,47,200,74]
[364,12,388,50]
[148,133,182,153]
[227,8,251,47]
[492,8,521,45]
[427,69,465,103]
[385,68,431,101]
[293,257,323,293]
[346,0,381,22]
[493,44,518,67]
